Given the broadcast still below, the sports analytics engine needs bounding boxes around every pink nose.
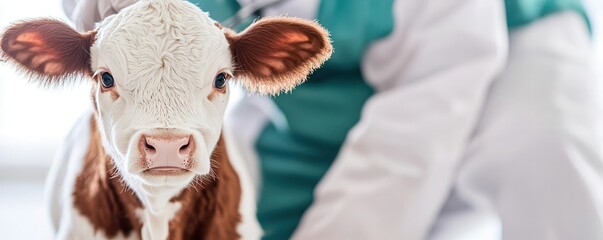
[140,135,194,171]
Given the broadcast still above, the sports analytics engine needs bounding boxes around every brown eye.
[214,72,229,89]
[101,72,115,88]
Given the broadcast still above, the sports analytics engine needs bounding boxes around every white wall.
[0,0,90,177]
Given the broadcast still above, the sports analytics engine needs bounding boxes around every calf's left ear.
[1,19,96,85]
[224,17,332,95]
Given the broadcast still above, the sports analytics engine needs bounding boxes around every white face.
[89,0,232,188]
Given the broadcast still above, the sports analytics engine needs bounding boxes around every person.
[63,0,603,239]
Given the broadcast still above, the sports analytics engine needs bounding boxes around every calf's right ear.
[1,19,96,85]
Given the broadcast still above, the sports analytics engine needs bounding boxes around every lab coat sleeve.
[292,1,508,239]
[62,0,137,31]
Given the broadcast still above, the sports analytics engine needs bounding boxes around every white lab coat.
[426,12,603,240]
[61,0,603,239]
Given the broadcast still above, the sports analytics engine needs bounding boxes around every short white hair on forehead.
[92,0,230,90]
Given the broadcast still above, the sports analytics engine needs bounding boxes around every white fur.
[46,0,262,239]
[137,203,181,240]
[62,211,138,240]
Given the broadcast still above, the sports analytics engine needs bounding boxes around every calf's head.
[1,0,331,191]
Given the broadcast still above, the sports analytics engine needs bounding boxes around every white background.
[0,0,602,239]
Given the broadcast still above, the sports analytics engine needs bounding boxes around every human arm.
[292,0,508,239]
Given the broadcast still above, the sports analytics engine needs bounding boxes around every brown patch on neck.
[167,136,242,240]
[73,114,242,239]
[73,114,143,238]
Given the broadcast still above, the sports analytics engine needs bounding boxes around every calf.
[0,0,332,239]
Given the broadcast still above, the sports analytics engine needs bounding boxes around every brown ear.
[0,19,96,85]
[225,17,332,95]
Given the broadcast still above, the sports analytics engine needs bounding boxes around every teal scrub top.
[505,0,590,30]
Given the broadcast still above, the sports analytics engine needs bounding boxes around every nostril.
[179,137,191,154]
[179,143,189,151]
[144,139,157,154]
